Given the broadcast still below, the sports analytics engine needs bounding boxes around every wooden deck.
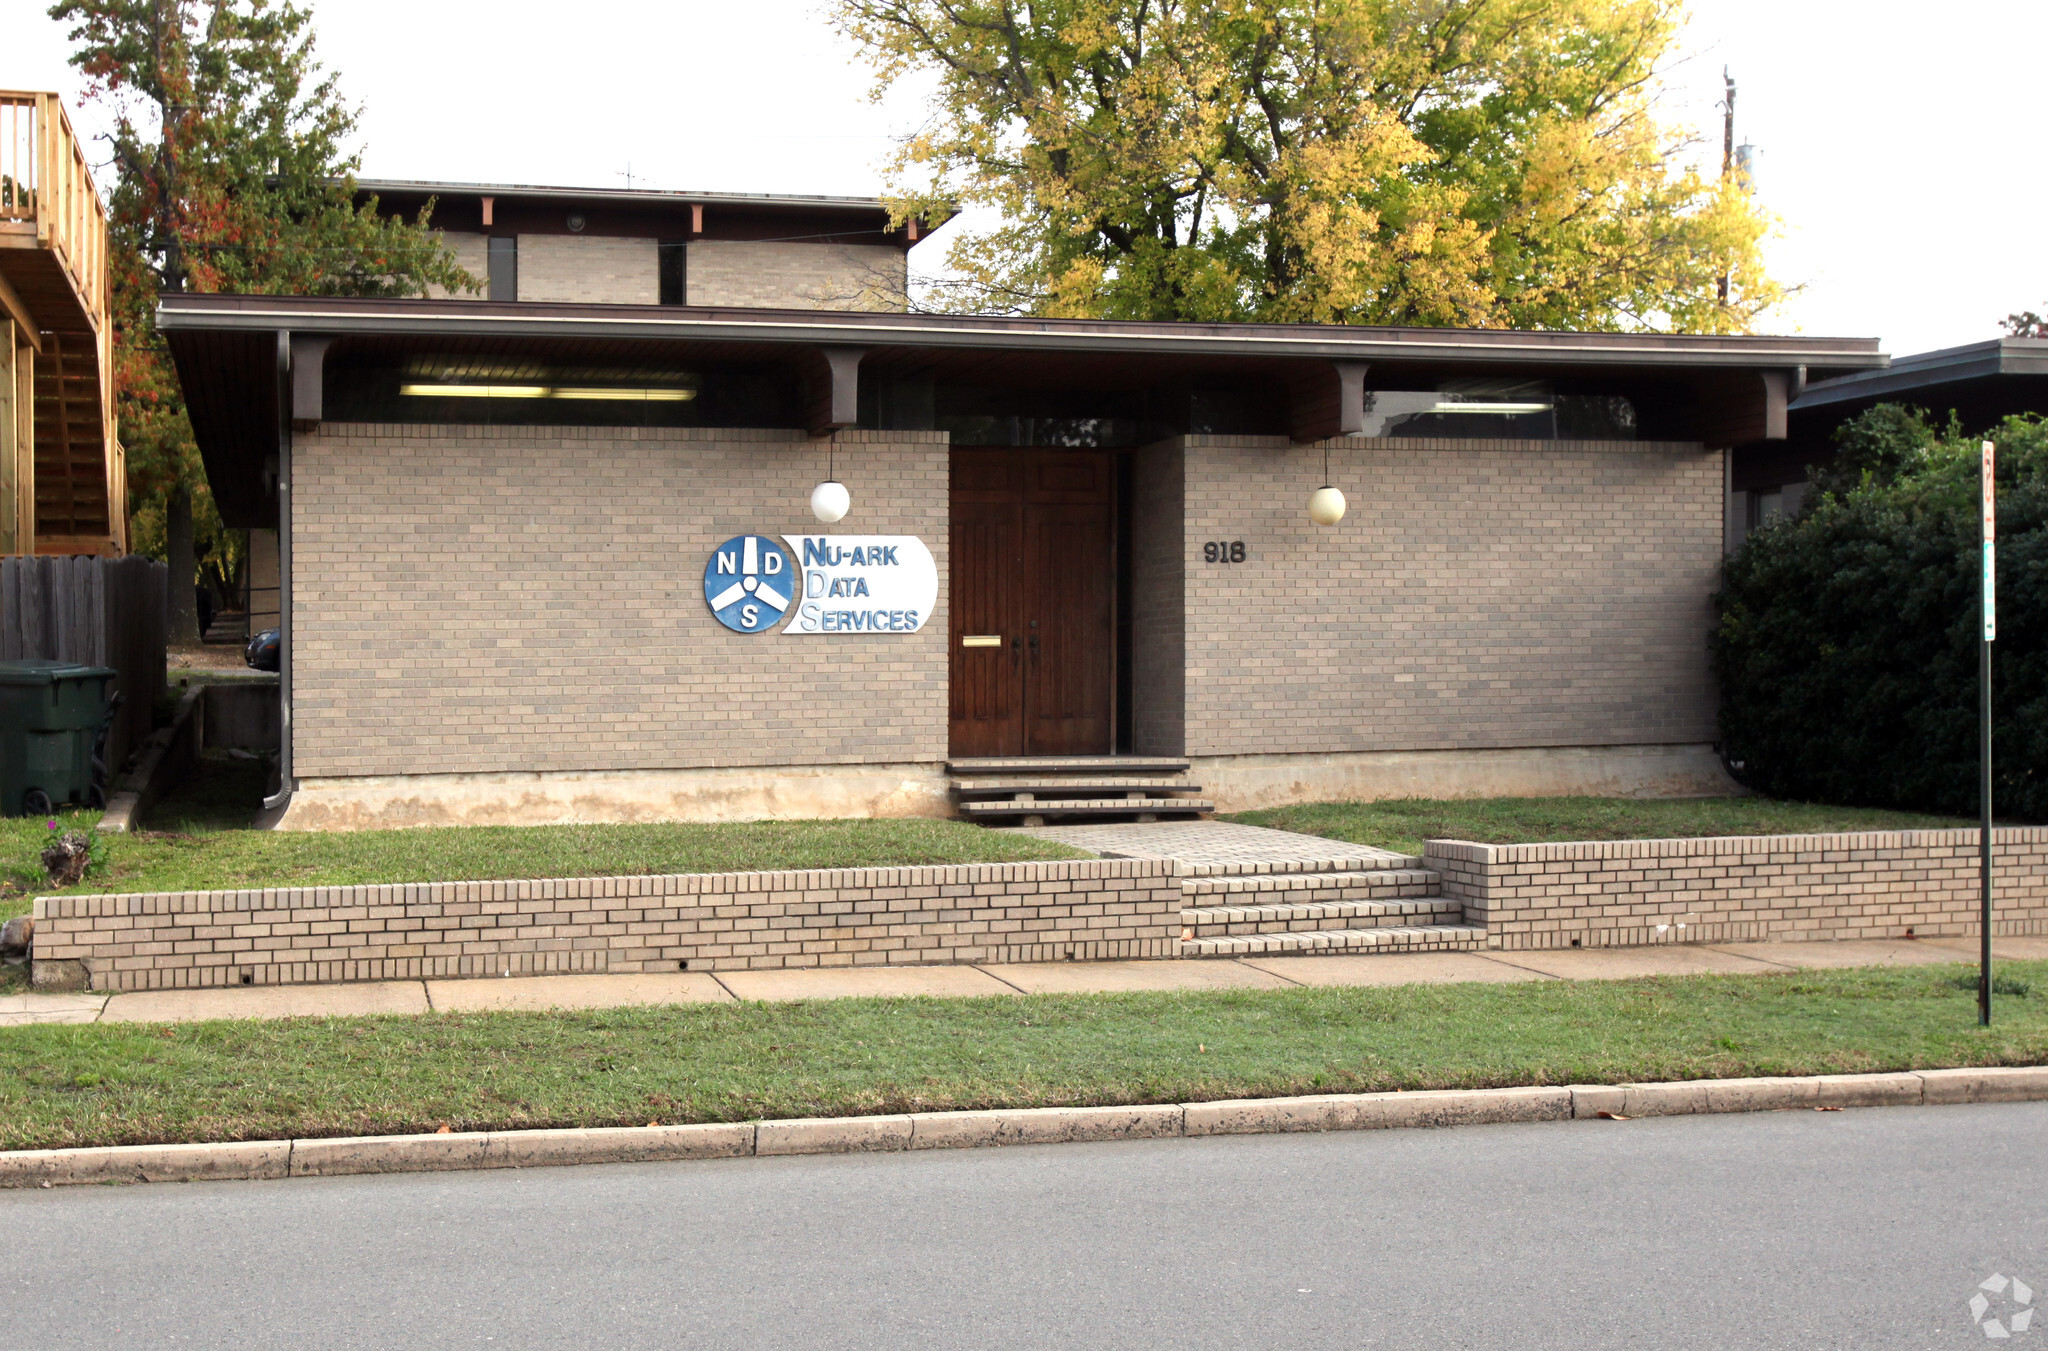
[0,91,123,557]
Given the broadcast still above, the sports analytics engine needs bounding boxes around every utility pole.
[1981,440,1997,1026]
[1719,68,1735,308]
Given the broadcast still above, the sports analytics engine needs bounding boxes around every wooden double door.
[949,449,1116,757]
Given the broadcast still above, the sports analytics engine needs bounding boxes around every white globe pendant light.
[1309,484,1347,526]
[811,440,850,523]
[811,478,850,523]
[1307,443,1345,525]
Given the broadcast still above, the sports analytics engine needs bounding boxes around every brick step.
[958,798,1211,819]
[953,777,1201,797]
[946,756,1190,775]
[1182,896,1464,938]
[1180,868,1441,902]
[1179,924,1488,957]
[1178,853,1427,878]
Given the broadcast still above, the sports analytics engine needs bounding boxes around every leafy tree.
[1806,402,1936,499]
[50,0,473,643]
[2004,308,2048,339]
[836,0,1783,329]
[1714,413,2048,819]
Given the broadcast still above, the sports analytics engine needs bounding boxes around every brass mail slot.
[961,635,1003,648]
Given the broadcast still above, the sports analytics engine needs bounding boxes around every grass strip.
[1,961,2043,1152]
[1224,796,1974,857]
[0,755,1084,921]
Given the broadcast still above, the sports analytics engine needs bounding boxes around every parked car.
[246,628,280,671]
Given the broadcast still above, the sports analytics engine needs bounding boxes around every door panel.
[1025,499,1114,755]
[949,449,1117,758]
[948,457,1025,757]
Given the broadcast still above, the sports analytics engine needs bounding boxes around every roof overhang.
[1792,337,2048,411]
[158,293,1889,528]
[162,293,1886,372]
[352,178,899,214]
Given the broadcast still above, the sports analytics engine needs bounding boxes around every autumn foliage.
[836,0,1782,331]
[49,0,472,632]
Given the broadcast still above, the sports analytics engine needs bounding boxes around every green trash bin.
[0,661,117,817]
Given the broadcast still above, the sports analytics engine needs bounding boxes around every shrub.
[1712,409,2048,818]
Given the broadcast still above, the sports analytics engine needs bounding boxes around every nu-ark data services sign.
[782,534,937,635]
[701,534,936,635]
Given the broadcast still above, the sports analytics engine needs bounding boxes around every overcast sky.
[12,0,2043,355]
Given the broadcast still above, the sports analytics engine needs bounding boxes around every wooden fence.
[0,554,166,778]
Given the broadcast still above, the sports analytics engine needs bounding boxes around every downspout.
[263,330,294,812]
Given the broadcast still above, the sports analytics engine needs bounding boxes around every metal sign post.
[1981,440,1996,1027]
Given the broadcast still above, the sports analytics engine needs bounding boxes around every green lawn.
[0,961,2039,1151]
[1225,796,1975,858]
[0,770,1982,926]
[0,751,1084,921]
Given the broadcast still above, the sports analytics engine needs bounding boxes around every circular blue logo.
[703,535,796,633]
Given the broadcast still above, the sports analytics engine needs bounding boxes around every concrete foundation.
[274,762,955,831]
[202,679,280,751]
[266,745,1738,831]
[1196,744,1741,813]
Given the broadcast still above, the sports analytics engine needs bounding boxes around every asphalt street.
[7,1103,2048,1349]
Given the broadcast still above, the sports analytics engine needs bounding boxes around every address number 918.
[1203,541,1247,564]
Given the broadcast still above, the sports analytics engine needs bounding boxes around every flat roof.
[159,293,1888,373]
[353,178,894,212]
[1791,337,2048,410]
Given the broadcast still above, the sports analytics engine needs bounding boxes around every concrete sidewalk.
[3,934,2042,1026]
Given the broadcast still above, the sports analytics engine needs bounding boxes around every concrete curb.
[7,1067,2048,1189]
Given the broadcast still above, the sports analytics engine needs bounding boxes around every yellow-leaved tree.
[835,0,1783,331]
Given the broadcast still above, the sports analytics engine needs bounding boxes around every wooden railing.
[0,91,111,333]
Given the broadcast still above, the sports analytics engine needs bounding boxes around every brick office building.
[159,181,1887,830]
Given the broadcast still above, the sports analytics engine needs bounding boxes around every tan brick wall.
[1429,829,2048,949]
[517,234,660,304]
[1180,435,1722,757]
[32,859,1183,990]
[1130,439,1185,755]
[291,426,949,778]
[424,231,490,300]
[686,240,908,310]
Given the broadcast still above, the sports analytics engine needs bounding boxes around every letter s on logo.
[740,603,760,628]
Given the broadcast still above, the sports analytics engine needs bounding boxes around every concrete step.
[1180,868,1440,901]
[1181,896,1464,939]
[946,756,1191,775]
[1180,924,1488,957]
[958,798,1212,819]
[952,777,1202,797]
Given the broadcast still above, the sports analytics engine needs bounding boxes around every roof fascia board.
[157,299,1887,371]
[1793,339,2048,409]
[352,179,892,212]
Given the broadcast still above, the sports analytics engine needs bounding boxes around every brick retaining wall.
[1427,829,2048,950]
[36,830,2048,990]
[32,860,1181,992]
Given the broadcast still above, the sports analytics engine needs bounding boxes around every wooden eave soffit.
[289,333,334,432]
[1694,369,1791,448]
[803,346,865,436]
[1289,361,1371,443]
